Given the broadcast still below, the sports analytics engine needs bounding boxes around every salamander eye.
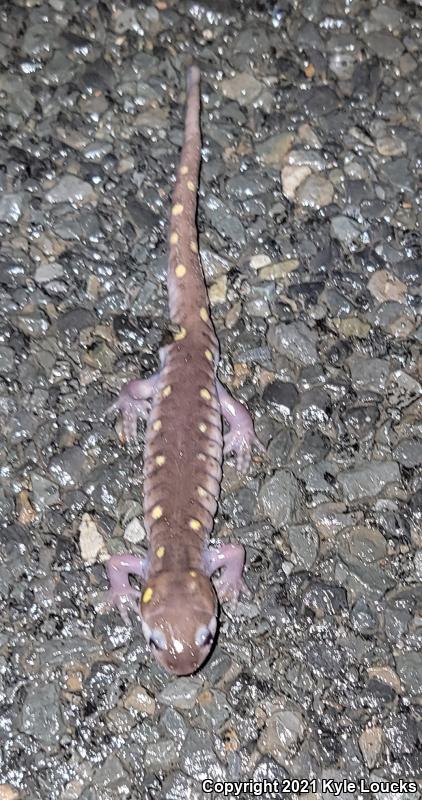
[195,625,214,648]
[149,629,167,651]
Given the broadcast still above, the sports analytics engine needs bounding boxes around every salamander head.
[140,570,217,675]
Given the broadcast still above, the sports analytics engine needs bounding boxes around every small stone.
[208,274,227,304]
[46,175,97,207]
[395,652,422,696]
[359,726,383,769]
[367,32,404,60]
[296,174,334,208]
[124,517,146,543]
[393,438,422,468]
[250,254,271,270]
[258,259,299,280]
[268,321,318,366]
[79,513,108,565]
[288,525,319,569]
[16,490,36,525]
[347,526,387,562]
[338,461,401,502]
[348,356,390,393]
[259,709,304,761]
[367,665,401,694]
[376,135,407,157]
[257,133,295,166]
[144,739,179,772]
[259,469,303,528]
[221,73,264,105]
[0,346,15,374]
[0,193,24,224]
[336,317,371,338]
[281,164,311,201]
[158,678,201,710]
[124,685,156,715]
[34,262,64,284]
[0,786,20,800]
[368,270,407,303]
[330,215,361,247]
[21,683,64,745]
[31,472,60,509]
[263,380,299,417]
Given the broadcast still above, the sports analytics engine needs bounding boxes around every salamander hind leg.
[107,375,159,442]
[217,381,264,473]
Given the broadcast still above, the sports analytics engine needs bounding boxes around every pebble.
[158,678,202,710]
[0,787,20,800]
[296,174,334,208]
[20,683,65,745]
[34,262,64,284]
[256,133,294,166]
[124,685,156,715]
[359,726,383,769]
[338,461,401,502]
[46,175,97,207]
[281,164,311,200]
[124,517,146,543]
[259,709,304,761]
[79,513,108,565]
[268,321,318,366]
[368,269,407,303]
[330,215,361,247]
[393,437,422,468]
[220,72,264,105]
[259,469,303,528]
[0,193,24,224]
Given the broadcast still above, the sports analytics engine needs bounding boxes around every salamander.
[106,65,262,675]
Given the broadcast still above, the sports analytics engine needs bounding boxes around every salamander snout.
[140,571,218,675]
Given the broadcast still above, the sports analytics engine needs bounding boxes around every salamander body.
[107,66,262,675]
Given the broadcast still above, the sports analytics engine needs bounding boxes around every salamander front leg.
[108,375,159,442]
[217,381,264,473]
[106,554,146,624]
[207,543,250,604]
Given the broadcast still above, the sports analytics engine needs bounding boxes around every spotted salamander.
[106,65,262,675]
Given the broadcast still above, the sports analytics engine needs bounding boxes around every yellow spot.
[200,388,211,401]
[199,422,207,433]
[175,264,186,278]
[170,232,178,244]
[199,307,208,322]
[151,505,163,520]
[197,452,206,461]
[174,326,186,341]
[156,546,165,558]
[189,518,201,531]
[172,203,184,216]
[162,385,172,397]
[190,241,198,253]
[205,349,213,362]
[187,180,195,191]
[153,419,162,431]
[197,486,207,497]
[189,570,197,577]
[155,454,166,466]
[180,165,188,175]
[143,587,153,604]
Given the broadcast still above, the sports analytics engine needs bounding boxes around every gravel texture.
[0,0,421,798]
